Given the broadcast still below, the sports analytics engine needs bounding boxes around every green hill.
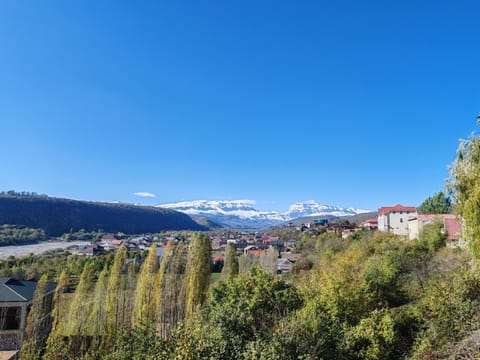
[0,194,207,236]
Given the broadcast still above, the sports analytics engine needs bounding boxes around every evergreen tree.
[418,192,452,214]
[221,242,239,279]
[185,233,211,319]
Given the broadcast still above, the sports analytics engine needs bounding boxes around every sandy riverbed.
[0,241,91,260]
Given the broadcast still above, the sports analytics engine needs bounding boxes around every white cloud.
[133,192,156,198]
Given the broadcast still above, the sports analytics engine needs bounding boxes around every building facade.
[377,205,417,237]
[0,278,56,351]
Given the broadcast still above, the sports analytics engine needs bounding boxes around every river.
[0,241,91,260]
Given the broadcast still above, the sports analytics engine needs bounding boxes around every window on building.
[400,218,403,222]
[0,306,21,330]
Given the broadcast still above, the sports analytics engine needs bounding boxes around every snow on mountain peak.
[158,199,370,229]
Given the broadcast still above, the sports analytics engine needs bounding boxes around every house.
[359,218,378,230]
[407,214,463,246]
[277,258,294,274]
[378,205,417,237]
[0,278,56,351]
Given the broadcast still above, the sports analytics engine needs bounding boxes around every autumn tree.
[159,242,188,338]
[132,244,159,327]
[86,265,108,336]
[43,271,70,360]
[106,245,127,339]
[221,243,238,279]
[66,261,96,336]
[185,233,211,319]
[448,120,480,258]
[20,275,51,360]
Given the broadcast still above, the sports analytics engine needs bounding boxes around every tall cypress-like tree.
[86,265,108,336]
[20,275,50,360]
[106,245,127,338]
[43,271,70,360]
[132,244,159,327]
[160,242,188,338]
[221,242,239,279]
[185,233,211,319]
[122,259,137,328]
[66,261,96,336]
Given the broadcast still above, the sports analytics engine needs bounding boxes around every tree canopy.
[418,192,452,214]
[448,120,480,258]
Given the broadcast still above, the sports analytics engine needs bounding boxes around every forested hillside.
[0,194,207,236]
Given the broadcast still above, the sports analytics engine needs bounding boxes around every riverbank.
[0,241,91,259]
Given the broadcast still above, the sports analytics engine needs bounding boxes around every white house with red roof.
[378,205,417,237]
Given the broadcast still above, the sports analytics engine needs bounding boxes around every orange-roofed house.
[378,205,417,237]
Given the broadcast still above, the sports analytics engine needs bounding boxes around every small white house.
[378,205,417,237]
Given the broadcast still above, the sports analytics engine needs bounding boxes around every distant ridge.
[0,194,207,236]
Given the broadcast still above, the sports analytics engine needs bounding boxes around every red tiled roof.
[378,205,417,215]
[247,249,265,257]
[418,214,461,240]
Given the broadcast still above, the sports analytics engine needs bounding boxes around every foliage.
[10,228,480,359]
[417,192,452,214]
[132,244,159,327]
[0,224,46,246]
[208,265,302,346]
[185,233,211,319]
[20,275,51,360]
[221,242,239,279]
[418,220,447,252]
[447,127,480,258]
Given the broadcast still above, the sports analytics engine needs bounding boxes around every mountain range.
[159,200,370,229]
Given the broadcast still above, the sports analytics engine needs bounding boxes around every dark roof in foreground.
[0,278,56,302]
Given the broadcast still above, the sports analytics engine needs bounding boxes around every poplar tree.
[122,259,137,328]
[221,243,239,279]
[43,271,70,360]
[67,261,96,336]
[185,233,211,319]
[20,274,50,360]
[132,244,159,327]
[106,245,127,338]
[161,242,188,338]
[448,120,480,258]
[260,246,278,276]
[86,265,108,336]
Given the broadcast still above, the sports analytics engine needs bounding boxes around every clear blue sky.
[1,1,479,211]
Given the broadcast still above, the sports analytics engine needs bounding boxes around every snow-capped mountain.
[284,200,369,219]
[159,200,369,229]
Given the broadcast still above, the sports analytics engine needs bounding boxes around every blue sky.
[1,1,479,212]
